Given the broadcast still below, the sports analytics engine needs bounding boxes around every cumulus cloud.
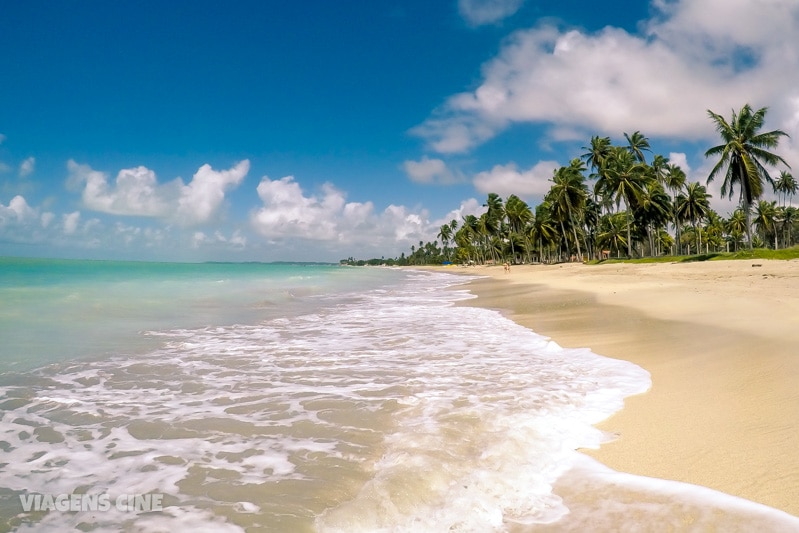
[0,195,37,224]
[251,176,350,241]
[434,198,486,228]
[19,157,35,177]
[192,230,247,250]
[41,212,55,228]
[668,152,691,174]
[473,160,559,198]
[458,0,525,26]
[62,211,80,235]
[0,195,54,245]
[402,157,463,184]
[67,160,249,226]
[250,175,435,254]
[67,162,173,217]
[176,162,250,226]
[415,0,799,157]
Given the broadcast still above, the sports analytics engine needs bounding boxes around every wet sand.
[445,260,799,517]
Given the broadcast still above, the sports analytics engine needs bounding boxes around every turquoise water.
[0,257,396,371]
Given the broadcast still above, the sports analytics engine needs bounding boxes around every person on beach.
[504,262,510,274]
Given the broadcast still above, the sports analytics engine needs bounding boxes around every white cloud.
[251,176,348,241]
[68,162,173,217]
[175,161,250,226]
[192,229,247,250]
[62,211,80,235]
[415,0,799,158]
[434,198,486,228]
[458,0,525,26]
[0,195,47,245]
[250,174,437,256]
[67,160,249,226]
[19,157,35,178]
[473,160,559,198]
[668,152,691,174]
[0,195,37,224]
[402,157,463,184]
[41,212,55,228]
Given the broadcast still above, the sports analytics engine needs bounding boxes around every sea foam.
[1,268,797,531]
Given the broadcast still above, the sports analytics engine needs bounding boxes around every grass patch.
[588,246,799,264]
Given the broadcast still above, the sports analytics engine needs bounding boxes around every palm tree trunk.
[569,214,583,261]
[623,199,633,257]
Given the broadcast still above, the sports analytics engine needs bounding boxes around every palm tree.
[705,104,790,249]
[725,209,748,252]
[505,194,532,263]
[581,135,613,176]
[530,202,558,263]
[781,206,798,247]
[675,182,711,254]
[624,131,651,163]
[597,212,628,258]
[548,158,589,261]
[664,164,687,254]
[774,170,797,206]
[753,200,779,248]
[595,146,647,257]
[461,214,481,263]
[633,179,672,256]
[703,210,726,252]
[437,224,453,260]
[477,212,498,263]
[651,154,670,186]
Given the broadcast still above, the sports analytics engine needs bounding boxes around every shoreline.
[432,261,799,517]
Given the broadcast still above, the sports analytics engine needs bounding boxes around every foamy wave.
[4,270,794,531]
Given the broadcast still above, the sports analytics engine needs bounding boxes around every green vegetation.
[345,104,796,267]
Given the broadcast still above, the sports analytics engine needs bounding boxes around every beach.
[3,257,799,530]
[454,259,799,518]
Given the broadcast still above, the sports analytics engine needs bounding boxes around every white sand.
[450,260,799,516]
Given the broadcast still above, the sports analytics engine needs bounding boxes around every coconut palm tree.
[703,210,726,252]
[774,170,797,207]
[461,214,481,263]
[705,104,790,249]
[477,212,499,263]
[651,154,670,186]
[633,179,672,256]
[530,202,558,263]
[548,158,589,261]
[726,209,748,252]
[437,223,453,260]
[664,163,687,254]
[581,135,613,176]
[781,206,798,247]
[595,146,647,257]
[753,200,779,248]
[505,194,532,263]
[675,182,711,254]
[624,131,651,163]
[597,212,628,258]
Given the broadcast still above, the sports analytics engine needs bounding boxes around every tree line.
[346,104,797,266]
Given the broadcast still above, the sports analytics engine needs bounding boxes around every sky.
[2,0,799,262]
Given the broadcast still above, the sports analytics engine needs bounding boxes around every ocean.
[1,257,797,532]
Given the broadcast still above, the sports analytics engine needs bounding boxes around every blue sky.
[2,0,798,262]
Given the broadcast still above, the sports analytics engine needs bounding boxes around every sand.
[444,260,799,517]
